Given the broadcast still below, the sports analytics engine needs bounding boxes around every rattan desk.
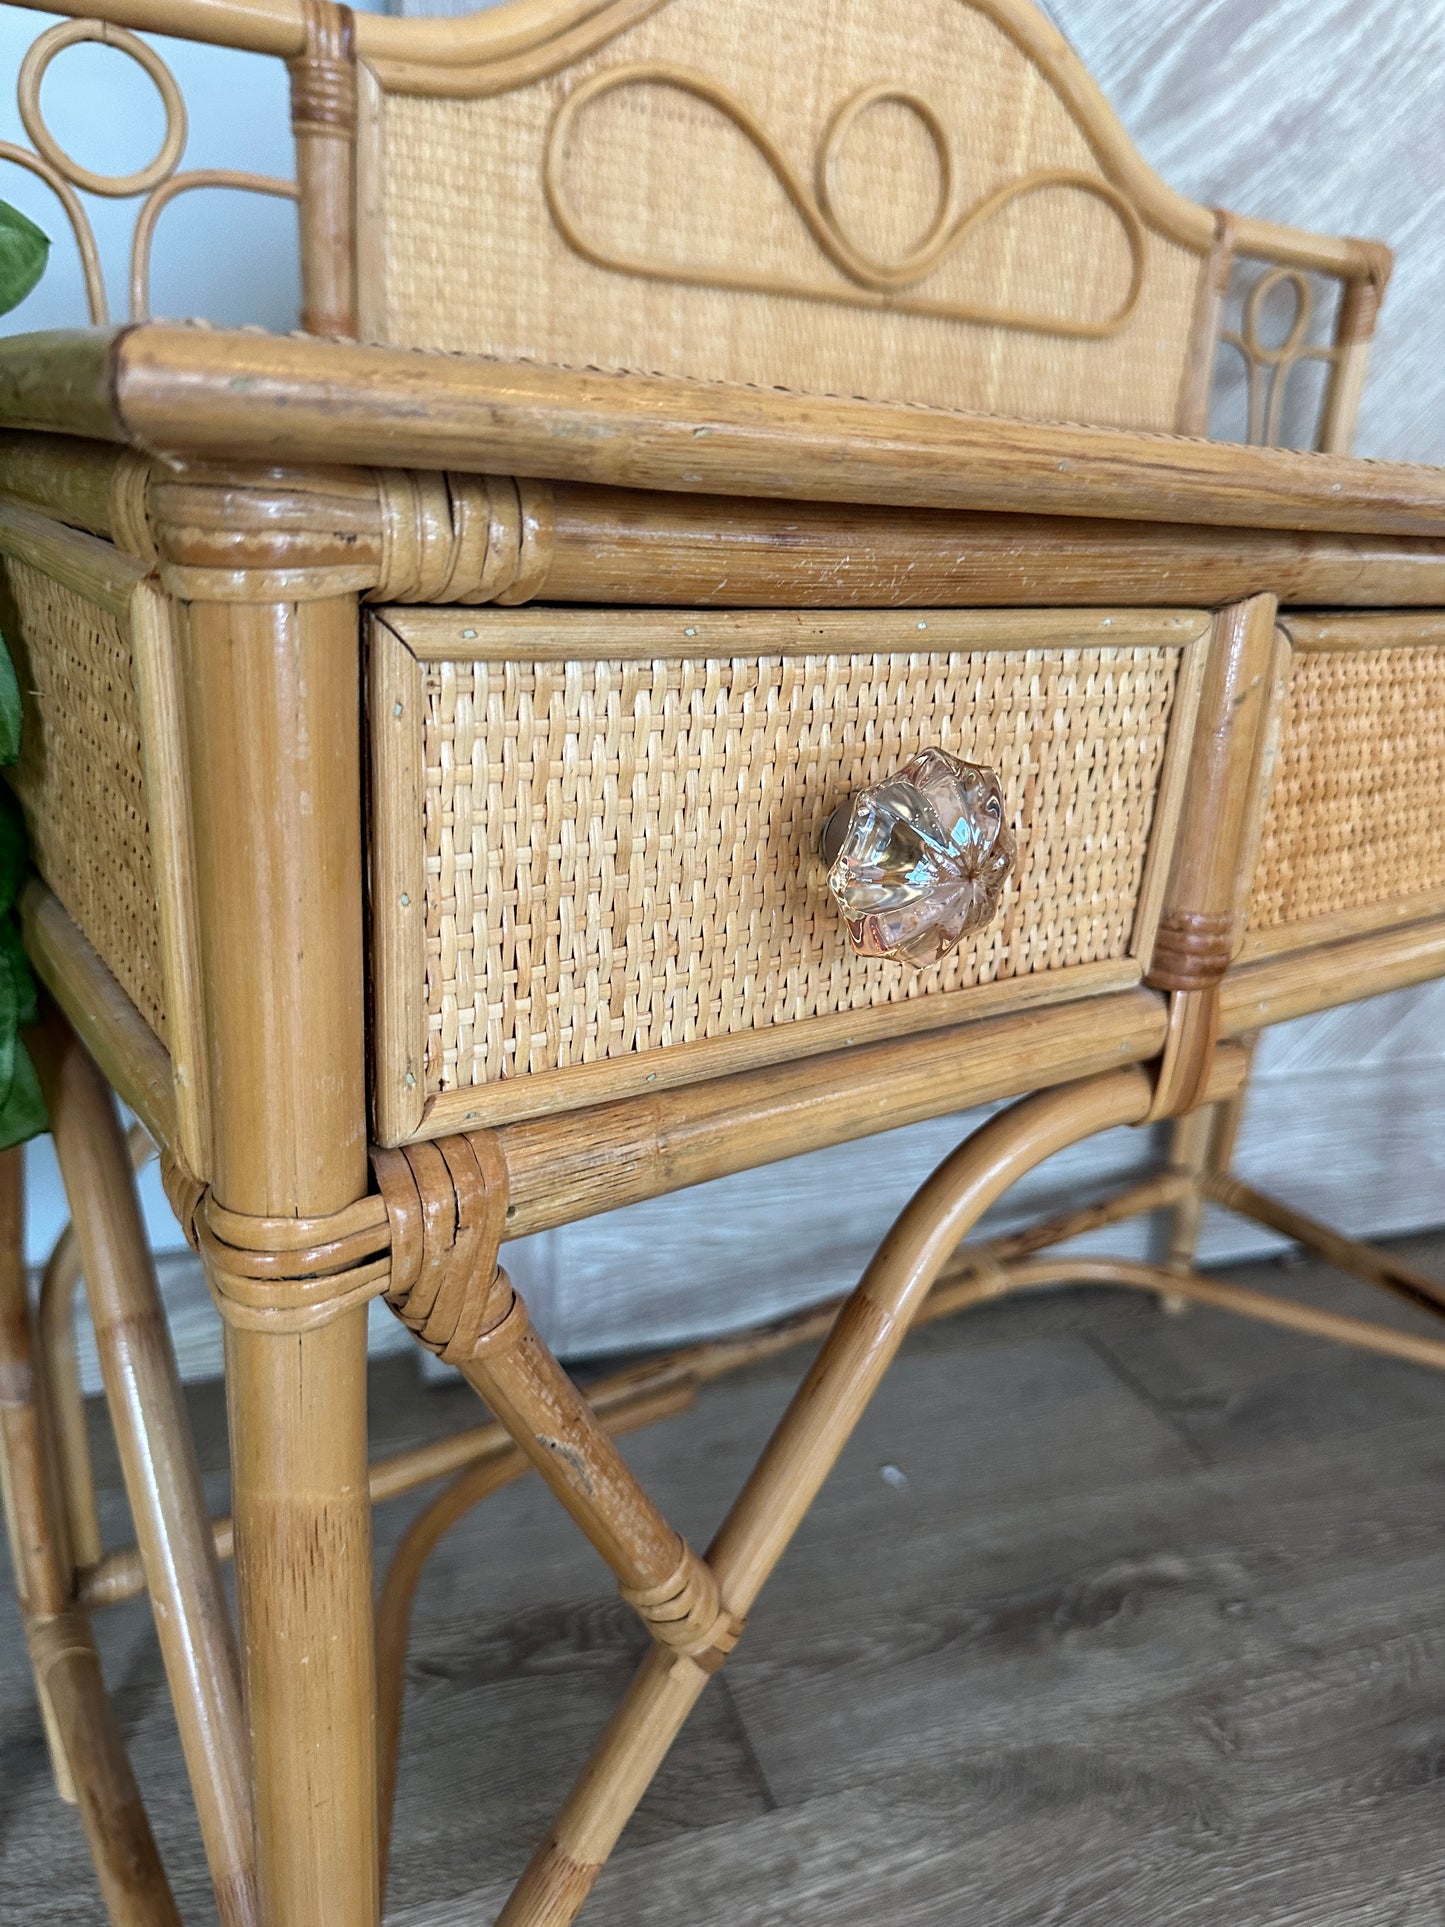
[1,0,1444,1920]
[2,325,1445,1926]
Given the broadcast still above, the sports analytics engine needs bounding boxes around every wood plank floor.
[4,1237,1445,1924]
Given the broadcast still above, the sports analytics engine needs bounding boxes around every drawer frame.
[369,603,1210,1143]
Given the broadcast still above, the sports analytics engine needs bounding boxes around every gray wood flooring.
[4,1234,1445,1924]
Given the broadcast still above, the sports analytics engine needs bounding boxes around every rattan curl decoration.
[546,62,1147,339]
[1219,264,1339,447]
[1,17,297,324]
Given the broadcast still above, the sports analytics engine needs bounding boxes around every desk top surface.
[6,324,1445,544]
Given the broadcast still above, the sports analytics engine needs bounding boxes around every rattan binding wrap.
[1248,642,1445,932]
[368,0,1204,429]
[420,642,1183,1096]
[0,558,166,1038]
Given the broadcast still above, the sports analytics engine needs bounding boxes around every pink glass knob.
[822,748,1015,966]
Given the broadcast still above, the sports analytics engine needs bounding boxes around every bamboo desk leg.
[34,1010,258,1927]
[179,587,380,1927]
[499,1066,1155,1923]
[0,1147,181,1925]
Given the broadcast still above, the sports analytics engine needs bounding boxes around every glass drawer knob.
[821,747,1015,966]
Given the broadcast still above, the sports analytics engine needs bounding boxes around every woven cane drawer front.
[1244,614,1445,957]
[0,550,167,1040]
[369,607,1209,1142]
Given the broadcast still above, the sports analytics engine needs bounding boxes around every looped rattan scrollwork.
[546,61,1147,340]
[1218,264,1339,448]
[0,17,298,324]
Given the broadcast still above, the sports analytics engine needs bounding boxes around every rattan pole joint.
[146,461,385,600]
[1148,908,1235,990]
[1337,238,1394,341]
[287,0,355,135]
[372,1132,515,1362]
[161,1149,393,1332]
[371,1135,747,1668]
[107,450,157,561]
[370,471,554,604]
[286,0,359,340]
[143,460,558,603]
[620,1554,745,1675]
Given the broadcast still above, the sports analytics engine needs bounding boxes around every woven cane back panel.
[0,559,166,1038]
[1248,643,1445,933]
[419,643,1183,1096]
[369,0,1205,429]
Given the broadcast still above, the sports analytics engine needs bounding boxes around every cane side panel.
[362,0,1205,430]
[1244,616,1445,956]
[371,607,1207,1137]
[0,557,167,1042]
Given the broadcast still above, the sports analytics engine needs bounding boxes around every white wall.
[0,10,302,338]
[1048,0,1445,466]
[1,0,1442,1368]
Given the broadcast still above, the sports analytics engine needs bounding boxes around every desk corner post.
[159,470,382,1927]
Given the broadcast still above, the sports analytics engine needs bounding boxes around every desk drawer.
[1244,613,1445,958]
[368,607,1208,1142]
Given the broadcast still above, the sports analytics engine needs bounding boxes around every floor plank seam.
[1079,1326,1218,1466]
[715,1670,781,1816]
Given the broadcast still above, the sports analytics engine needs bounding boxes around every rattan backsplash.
[371,0,1203,429]
[1248,643,1445,931]
[1,559,166,1039]
[420,644,1182,1095]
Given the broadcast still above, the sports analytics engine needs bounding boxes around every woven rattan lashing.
[1,558,166,1039]
[415,639,1185,1102]
[368,0,1203,429]
[1247,640,1445,936]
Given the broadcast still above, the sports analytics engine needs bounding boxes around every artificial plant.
[0,196,50,1147]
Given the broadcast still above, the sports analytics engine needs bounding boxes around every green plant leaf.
[0,792,27,916]
[0,916,36,1030]
[0,1040,46,1149]
[0,913,43,1146]
[0,934,18,1114]
[0,200,49,318]
[0,641,20,766]
[0,1024,18,1133]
